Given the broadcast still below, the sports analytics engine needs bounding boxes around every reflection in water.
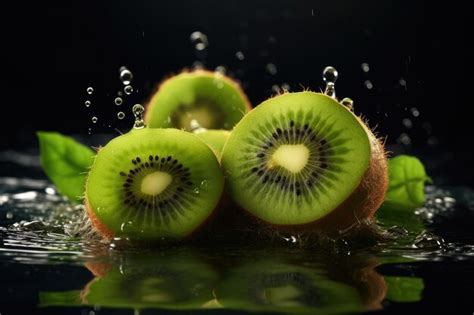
[39,247,424,313]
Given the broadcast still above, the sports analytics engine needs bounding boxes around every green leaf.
[380,155,431,212]
[384,276,424,302]
[37,132,95,202]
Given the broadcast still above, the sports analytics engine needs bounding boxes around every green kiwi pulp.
[221,91,387,231]
[85,128,224,240]
[145,70,251,131]
[194,129,230,158]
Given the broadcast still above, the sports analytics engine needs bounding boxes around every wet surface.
[0,150,473,314]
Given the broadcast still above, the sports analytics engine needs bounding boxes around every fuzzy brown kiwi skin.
[144,69,252,124]
[228,118,388,235]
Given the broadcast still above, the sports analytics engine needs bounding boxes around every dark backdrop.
[3,0,472,170]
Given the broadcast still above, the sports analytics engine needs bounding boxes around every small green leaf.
[37,132,95,202]
[384,276,424,302]
[380,155,431,212]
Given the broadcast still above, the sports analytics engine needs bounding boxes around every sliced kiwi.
[221,91,387,231]
[145,70,251,131]
[85,128,224,240]
[194,129,230,158]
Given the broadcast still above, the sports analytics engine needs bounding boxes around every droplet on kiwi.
[221,91,388,232]
[144,69,252,131]
[85,128,224,240]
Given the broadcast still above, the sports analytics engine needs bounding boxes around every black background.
[2,0,473,172]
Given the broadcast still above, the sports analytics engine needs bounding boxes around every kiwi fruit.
[145,69,251,131]
[85,127,224,240]
[217,259,361,313]
[221,91,388,232]
[194,129,230,158]
[39,251,220,310]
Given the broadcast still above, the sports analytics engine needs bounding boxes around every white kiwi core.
[268,144,309,173]
[141,171,172,196]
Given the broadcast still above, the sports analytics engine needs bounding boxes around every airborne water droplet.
[85,100,91,107]
[86,87,94,94]
[119,67,133,85]
[200,180,208,188]
[92,117,98,124]
[6,212,13,219]
[323,66,338,98]
[193,188,200,194]
[114,97,123,106]
[124,85,133,95]
[235,51,245,60]
[190,31,209,51]
[117,111,125,120]
[266,63,277,75]
[215,65,226,74]
[364,80,374,89]
[132,104,145,129]
[361,63,370,72]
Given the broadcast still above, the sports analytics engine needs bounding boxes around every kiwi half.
[221,91,387,232]
[194,129,230,158]
[85,128,224,240]
[145,70,251,131]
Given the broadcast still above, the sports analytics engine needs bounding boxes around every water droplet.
[235,51,245,60]
[132,104,145,129]
[200,180,208,188]
[271,84,280,93]
[117,111,125,120]
[124,85,133,95]
[361,63,370,72]
[85,100,91,107]
[92,117,98,124]
[86,87,94,94]
[397,133,411,145]
[341,97,354,109]
[117,91,123,96]
[281,83,290,92]
[6,212,13,219]
[399,78,407,86]
[190,119,205,132]
[364,80,374,89]
[120,221,133,232]
[215,65,226,74]
[192,61,205,70]
[88,127,92,134]
[410,107,420,117]
[266,63,277,75]
[119,67,133,85]
[193,188,200,194]
[114,97,123,106]
[190,31,208,50]
[402,118,413,129]
[323,66,338,98]
[45,187,55,195]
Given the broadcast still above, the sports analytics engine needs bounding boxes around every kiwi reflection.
[39,248,424,313]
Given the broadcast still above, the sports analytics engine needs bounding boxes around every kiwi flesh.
[145,70,251,131]
[85,127,224,240]
[194,129,230,158]
[221,91,387,232]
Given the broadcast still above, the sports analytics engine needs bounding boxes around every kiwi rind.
[145,69,251,131]
[85,128,224,240]
[194,129,230,158]
[221,91,387,232]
